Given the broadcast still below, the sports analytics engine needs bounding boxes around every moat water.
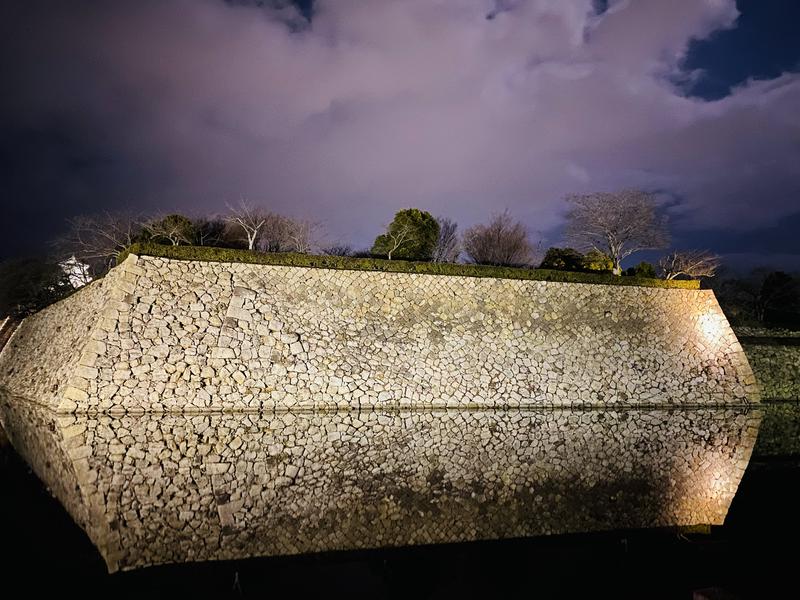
[1,398,799,598]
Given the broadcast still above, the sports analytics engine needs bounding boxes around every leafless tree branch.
[432,217,460,263]
[141,214,195,246]
[54,212,143,274]
[463,210,536,267]
[285,218,324,254]
[659,250,721,280]
[225,199,267,251]
[564,190,669,275]
[383,223,414,261]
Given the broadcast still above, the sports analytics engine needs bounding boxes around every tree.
[225,199,267,251]
[713,269,800,328]
[55,212,144,275]
[463,211,536,267]
[564,190,669,275]
[625,261,657,278]
[192,217,227,247]
[142,214,196,246]
[371,209,439,261]
[581,250,614,272]
[285,218,323,254]
[251,213,323,253]
[756,271,800,325]
[658,250,721,280]
[431,217,460,263]
[258,212,293,252]
[0,257,73,318]
[540,247,584,271]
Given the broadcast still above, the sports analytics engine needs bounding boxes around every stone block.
[211,347,236,360]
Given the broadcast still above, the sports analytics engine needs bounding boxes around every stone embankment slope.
[0,254,760,413]
[735,327,799,401]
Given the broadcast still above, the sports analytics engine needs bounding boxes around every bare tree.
[286,218,323,254]
[658,250,721,280]
[228,207,324,254]
[431,217,460,263]
[564,190,669,275]
[141,214,195,246]
[55,212,143,274]
[193,217,226,247]
[257,213,293,252]
[462,210,536,267]
[225,199,267,250]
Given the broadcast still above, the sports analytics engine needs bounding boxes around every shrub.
[625,261,657,278]
[582,250,614,272]
[462,210,536,267]
[117,243,699,289]
[540,247,584,271]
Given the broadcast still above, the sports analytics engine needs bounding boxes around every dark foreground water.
[1,401,799,599]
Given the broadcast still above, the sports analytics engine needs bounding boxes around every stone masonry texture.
[734,328,800,401]
[0,396,761,572]
[0,254,759,413]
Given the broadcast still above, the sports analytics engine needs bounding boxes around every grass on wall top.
[119,243,700,290]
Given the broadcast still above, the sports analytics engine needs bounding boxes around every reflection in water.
[754,401,800,457]
[0,397,760,573]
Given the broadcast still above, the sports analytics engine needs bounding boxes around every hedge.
[118,243,700,289]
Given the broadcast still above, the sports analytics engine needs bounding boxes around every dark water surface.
[1,400,798,599]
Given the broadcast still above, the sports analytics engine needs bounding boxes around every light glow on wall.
[697,310,726,344]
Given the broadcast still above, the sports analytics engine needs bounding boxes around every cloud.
[1,0,798,257]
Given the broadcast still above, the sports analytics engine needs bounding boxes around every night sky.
[1,0,798,270]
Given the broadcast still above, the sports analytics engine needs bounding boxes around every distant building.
[59,256,92,288]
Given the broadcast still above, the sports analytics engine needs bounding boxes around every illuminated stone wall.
[0,254,759,412]
[0,397,761,572]
[0,270,118,411]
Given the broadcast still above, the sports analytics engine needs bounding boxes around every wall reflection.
[0,397,760,573]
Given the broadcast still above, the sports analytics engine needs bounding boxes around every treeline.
[711,268,800,330]
[47,196,720,281]
[50,204,540,275]
[53,207,323,278]
[1,190,797,327]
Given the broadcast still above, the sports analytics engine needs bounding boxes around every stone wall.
[0,254,759,412]
[0,270,120,411]
[0,396,761,572]
[736,328,800,401]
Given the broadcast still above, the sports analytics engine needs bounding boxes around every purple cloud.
[1,0,798,263]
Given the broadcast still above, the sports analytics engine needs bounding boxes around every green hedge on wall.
[118,243,700,290]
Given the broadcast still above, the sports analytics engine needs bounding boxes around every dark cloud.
[681,0,800,100]
[0,0,798,270]
[687,212,800,256]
